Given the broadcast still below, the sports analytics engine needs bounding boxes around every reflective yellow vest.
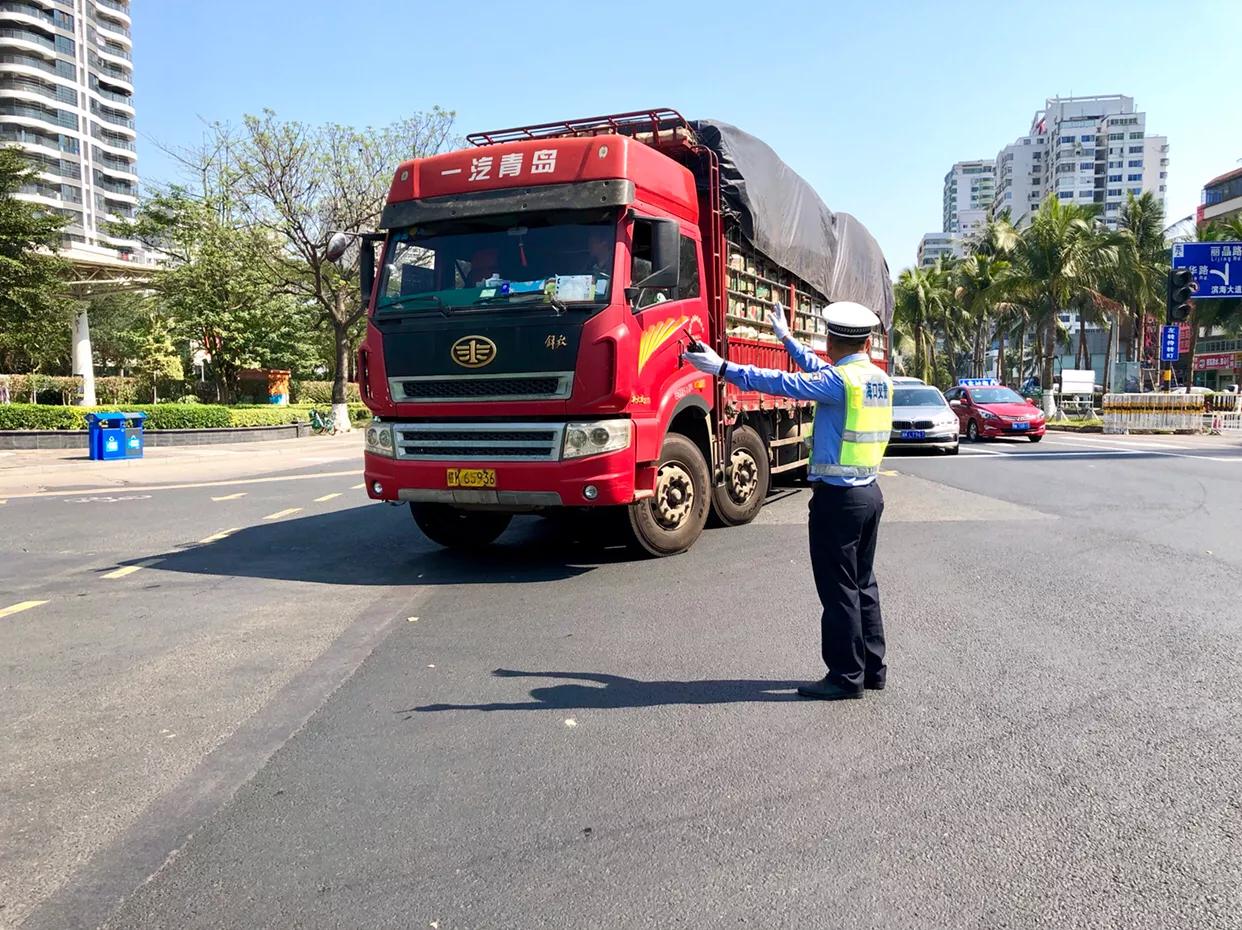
[807,359,893,479]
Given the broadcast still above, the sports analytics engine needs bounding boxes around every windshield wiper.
[378,293,449,317]
[468,293,570,315]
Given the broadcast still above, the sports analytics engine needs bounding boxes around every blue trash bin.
[86,412,146,461]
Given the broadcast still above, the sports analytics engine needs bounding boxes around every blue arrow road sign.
[1160,325,1180,362]
[1171,241,1242,299]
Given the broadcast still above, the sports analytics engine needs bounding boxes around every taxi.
[944,378,1046,442]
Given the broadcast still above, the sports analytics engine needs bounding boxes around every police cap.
[823,301,881,339]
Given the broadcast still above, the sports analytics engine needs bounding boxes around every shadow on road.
[406,669,803,713]
[142,505,638,587]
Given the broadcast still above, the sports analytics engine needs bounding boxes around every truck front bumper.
[363,448,636,509]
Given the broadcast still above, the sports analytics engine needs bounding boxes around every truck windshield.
[375,211,617,314]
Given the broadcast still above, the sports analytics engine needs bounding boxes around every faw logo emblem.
[450,335,497,368]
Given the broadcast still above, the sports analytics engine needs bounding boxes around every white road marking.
[211,492,247,501]
[2,469,360,500]
[0,600,47,619]
[313,493,341,503]
[263,508,303,521]
[102,558,164,580]
[351,483,366,490]
[198,528,240,544]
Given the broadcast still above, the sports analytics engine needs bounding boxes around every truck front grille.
[390,372,573,402]
[393,422,565,462]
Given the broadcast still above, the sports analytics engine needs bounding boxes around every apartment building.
[993,95,1168,230]
[1201,165,1242,225]
[1,0,138,261]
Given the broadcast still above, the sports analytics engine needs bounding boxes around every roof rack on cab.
[466,108,692,147]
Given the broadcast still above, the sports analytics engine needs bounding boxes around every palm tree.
[1114,192,1169,375]
[893,263,953,384]
[1005,195,1123,390]
[954,253,1011,378]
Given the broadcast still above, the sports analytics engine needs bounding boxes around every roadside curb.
[0,423,313,450]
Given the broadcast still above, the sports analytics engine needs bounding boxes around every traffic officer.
[683,300,893,701]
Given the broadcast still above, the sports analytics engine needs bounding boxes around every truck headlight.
[563,420,631,459]
[365,421,396,457]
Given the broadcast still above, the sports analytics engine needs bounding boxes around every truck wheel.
[625,433,710,557]
[710,426,769,526]
[410,503,512,549]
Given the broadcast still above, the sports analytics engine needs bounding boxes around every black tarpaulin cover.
[689,120,894,331]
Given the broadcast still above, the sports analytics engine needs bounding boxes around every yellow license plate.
[446,468,496,489]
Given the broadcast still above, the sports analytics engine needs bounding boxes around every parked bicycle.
[309,407,337,435]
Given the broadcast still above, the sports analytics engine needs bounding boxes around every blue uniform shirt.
[721,341,875,488]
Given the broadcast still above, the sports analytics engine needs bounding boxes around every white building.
[943,159,995,237]
[917,232,957,268]
[1,0,139,262]
[992,95,1168,230]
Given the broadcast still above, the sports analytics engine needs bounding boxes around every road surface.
[3,431,1241,929]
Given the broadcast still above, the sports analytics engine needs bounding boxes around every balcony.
[93,174,135,197]
[0,24,55,51]
[0,1,73,30]
[91,145,135,174]
[87,52,131,85]
[0,74,76,105]
[26,151,80,179]
[0,100,77,130]
[90,102,134,130]
[94,0,131,16]
[0,51,74,78]
[90,8,130,40]
[0,124,79,153]
[91,125,134,150]
[90,34,131,61]
[21,181,81,203]
[89,80,132,109]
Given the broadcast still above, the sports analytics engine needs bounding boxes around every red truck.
[352,110,893,556]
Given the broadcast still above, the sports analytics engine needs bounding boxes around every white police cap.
[823,301,881,339]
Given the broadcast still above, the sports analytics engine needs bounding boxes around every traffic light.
[1167,268,1194,323]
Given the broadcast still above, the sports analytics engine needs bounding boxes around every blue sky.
[134,0,1242,271]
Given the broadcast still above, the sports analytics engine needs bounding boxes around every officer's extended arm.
[723,362,845,404]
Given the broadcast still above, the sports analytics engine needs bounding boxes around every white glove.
[684,344,725,375]
[768,300,791,341]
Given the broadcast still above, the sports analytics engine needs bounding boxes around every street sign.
[1171,242,1242,299]
[1160,325,1180,362]
[958,378,997,387]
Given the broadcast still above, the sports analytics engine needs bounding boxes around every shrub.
[0,403,88,430]
[226,407,307,427]
[293,380,361,404]
[0,401,371,431]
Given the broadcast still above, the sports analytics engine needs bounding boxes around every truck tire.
[410,503,512,549]
[625,433,710,557]
[710,426,769,526]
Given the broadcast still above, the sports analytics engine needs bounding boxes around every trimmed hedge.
[0,402,372,431]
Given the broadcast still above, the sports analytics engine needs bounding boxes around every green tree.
[122,187,311,401]
[123,310,183,402]
[225,108,457,425]
[1006,195,1122,389]
[954,253,1011,378]
[0,146,70,373]
[893,263,954,384]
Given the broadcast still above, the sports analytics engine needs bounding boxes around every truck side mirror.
[633,218,681,291]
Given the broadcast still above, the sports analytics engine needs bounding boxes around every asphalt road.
[4,431,1242,929]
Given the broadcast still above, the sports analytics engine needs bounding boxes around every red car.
[944,381,1046,442]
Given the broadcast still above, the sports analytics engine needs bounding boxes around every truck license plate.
[446,468,496,489]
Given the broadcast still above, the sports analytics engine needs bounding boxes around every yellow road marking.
[211,492,246,501]
[198,527,240,544]
[2,469,360,500]
[0,600,48,619]
[314,493,341,503]
[263,508,303,521]
[102,558,164,580]
[351,483,365,490]
[879,469,899,477]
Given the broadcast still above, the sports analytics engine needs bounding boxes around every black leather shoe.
[864,678,886,691]
[796,677,864,701]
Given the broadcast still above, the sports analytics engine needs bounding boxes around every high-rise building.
[1,0,138,262]
[942,159,995,239]
[993,95,1167,229]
